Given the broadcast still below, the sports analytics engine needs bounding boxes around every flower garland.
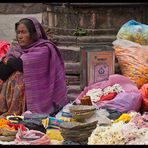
[86,84,125,103]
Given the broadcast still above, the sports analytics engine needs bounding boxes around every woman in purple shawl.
[0,17,68,116]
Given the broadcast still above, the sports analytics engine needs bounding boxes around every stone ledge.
[67,93,79,102]
[66,75,80,85]
[58,46,80,63]
[67,85,82,94]
[65,62,80,75]
[53,35,116,46]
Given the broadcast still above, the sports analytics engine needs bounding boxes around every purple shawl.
[6,17,68,114]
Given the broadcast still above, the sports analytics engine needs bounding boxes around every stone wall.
[0,3,45,14]
[0,3,44,42]
[42,3,148,102]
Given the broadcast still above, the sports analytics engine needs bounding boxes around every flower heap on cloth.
[88,112,148,145]
[88,120,148,145]
[86,84,125,103]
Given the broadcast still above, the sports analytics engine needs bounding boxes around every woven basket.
[0,135,16,142]
[71,110,95,121]
[1,128,17,136]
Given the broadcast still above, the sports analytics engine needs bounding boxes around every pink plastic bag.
[76,74,142,112]
[96,92,142,112]
[15,129,51,145]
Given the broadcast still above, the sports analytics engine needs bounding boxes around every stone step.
[66,75,80,85]
[65,62,80,75]
[67,93,80,102]
[54,35,116,46]
[46,27,117,36]
[58,46,80,63]
[67,85,82,94]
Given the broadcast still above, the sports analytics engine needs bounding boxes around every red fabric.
[0,40,10,58]
[140,83,148,111]
[7,121,27,131]
[100,92,117,102]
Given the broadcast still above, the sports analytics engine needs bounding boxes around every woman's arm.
[6,57,23,72]
[0,61,14,81]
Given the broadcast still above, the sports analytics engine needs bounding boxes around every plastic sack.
[140,83,148,112]
[0,40,10,58]
[96,92,142,113]
[15,129,51,145]
[75,74,142,113]
[113,39,148,88]
[117,20,148,45]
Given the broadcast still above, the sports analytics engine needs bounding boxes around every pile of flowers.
[86,84,125,103]
[88,112,148,145]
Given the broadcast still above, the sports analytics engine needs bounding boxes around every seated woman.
[0,17,68,117]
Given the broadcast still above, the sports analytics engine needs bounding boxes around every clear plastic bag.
[117,20,148,45]
[113,39,148,88]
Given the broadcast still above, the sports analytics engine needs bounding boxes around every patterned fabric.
[0,71,26,117]
[1,17,68,114]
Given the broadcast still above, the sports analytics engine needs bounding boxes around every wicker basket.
[69,105,96,114]
[1,128,17,136]
[0,135,16,142]
[71,110,95,121]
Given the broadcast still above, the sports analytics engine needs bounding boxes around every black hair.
[15,18,38,42]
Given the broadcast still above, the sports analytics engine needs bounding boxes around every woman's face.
[16,23,33,48]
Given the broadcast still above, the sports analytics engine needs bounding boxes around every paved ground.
[0,13,42,43]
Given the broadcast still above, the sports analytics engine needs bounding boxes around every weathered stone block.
[0,3,43,14]
[67,85,82,94]
[65,62,80,75]
[58,46,80,63]
[45,3,147,36]
[66,75,80,85]
[67,93,79,102]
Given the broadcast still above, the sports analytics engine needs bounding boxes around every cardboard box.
[80,45,115,89]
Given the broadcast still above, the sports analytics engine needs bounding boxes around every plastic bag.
[140,83,148,112]
[75,74,142,113]
[0,40,10,58]
[96,92,142,113]
[113,39,148,88]
[117,20,148,45]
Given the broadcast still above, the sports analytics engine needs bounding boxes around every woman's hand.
[2,57,9,65]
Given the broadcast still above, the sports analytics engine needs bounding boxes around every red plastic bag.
[0,40,10,58]
[100,92,117,102]
[7,121,27,131]
[140,83,148,111]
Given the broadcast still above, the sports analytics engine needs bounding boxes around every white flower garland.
[86,84,125,103]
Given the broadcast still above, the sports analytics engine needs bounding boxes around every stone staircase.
[43,3,145,102]
[55,35,120,102]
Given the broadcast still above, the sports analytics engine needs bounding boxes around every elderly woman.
[0,17,68,117]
